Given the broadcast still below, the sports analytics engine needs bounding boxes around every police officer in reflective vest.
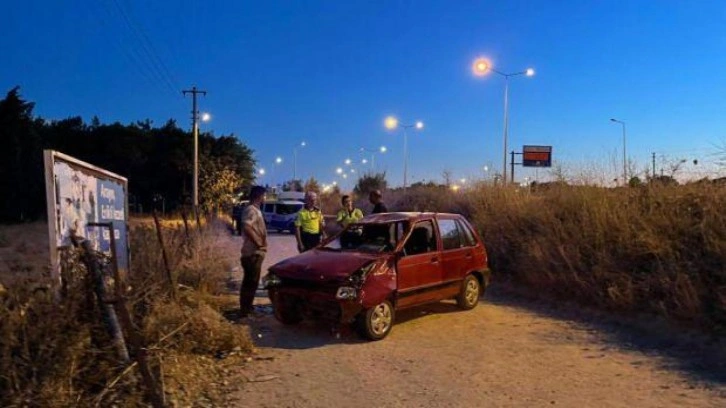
[295,191,326,252]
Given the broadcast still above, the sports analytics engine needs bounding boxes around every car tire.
[273,297,303,325]
[456,274,480,310]
[356,300,395,341]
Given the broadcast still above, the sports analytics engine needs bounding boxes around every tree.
[0,87,44,222]
[304,177,320,193]
[282,179,303,192]
[200,161,244,213]
[354,172,387,196]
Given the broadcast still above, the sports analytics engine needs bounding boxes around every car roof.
[265,200,304,204]
[357,212,463,224]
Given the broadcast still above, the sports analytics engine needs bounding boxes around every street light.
[360,145,387,170]
[472,57,535,184]
[201,112,211,122]
[610,118,627,185]
[384,116,424,193]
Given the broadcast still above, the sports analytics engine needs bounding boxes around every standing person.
[336,195,364,229]
[295,191,325,252]
[239,186,267,318]
[369,189,388,214]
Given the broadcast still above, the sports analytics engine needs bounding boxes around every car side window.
[263,203,275,213]
[437,219,461,250]
[403,220,436,256]
[456,220,477,247]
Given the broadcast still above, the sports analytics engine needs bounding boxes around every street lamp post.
[293,141,306,182]
[385,116,423,194]
[473,58,535,184]
[610,118,627,185]
[360,146,387,170]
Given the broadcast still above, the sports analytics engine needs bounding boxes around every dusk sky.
[3,0,726,188]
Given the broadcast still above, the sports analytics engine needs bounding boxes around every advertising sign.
[522,145,553,167]
[44,150,129,288]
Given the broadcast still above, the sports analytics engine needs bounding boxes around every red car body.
[265,212,490,340]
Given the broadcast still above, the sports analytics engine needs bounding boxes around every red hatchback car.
[264,212,490,340]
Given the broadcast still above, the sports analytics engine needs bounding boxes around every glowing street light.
[360,145,387,170]
[275,156,283,164]
[472,57,535,183]
[336,167,343,175]
[258,168,266,176]
[201,112,211,122]
[344,158,352,165]
[384,116,424,193]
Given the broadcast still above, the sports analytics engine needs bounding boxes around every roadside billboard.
[522,145,553,167]
[44,150,129,289]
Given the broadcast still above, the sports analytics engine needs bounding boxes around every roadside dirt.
[219,228,726,408]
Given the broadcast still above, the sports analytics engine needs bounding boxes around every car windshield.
[323,221,408,253]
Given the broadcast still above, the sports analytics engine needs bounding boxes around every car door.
[395,219,442,308]
[436,217,467,284]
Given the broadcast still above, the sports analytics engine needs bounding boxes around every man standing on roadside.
[239,186,267,318]
[369,189,388,214]
[295,191,326,252]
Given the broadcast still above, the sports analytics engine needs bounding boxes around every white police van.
[262,191,305,233]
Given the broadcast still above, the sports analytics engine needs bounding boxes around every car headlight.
[262,273,281,289]
[336,286,357,300]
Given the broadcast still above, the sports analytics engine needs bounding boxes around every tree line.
[0,87,256,223]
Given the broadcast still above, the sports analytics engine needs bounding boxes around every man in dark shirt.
[369,189,388,213]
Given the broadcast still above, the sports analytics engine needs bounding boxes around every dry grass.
[0,216,253,407]
[394,182,726,331]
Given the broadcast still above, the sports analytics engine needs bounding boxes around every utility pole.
[182,86,207,210]
[652,152,656,179]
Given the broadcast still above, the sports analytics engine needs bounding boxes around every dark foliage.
[0,88,256,222]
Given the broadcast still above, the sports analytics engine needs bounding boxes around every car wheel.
[273,297,303,325]
[456,274,480,310]
[357,300,394,341]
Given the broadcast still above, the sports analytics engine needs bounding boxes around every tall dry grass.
[0,217,252,407]
[393,183,726,330]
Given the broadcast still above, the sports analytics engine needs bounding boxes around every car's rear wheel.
[357,300,394,340]
[273,296,303,325]
[456,274,480,310]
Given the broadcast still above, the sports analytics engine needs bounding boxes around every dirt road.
[224,231,725,407]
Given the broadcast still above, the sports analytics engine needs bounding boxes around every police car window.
[437,219,461,250]
[276,203,303,215]
[263,203,275,213]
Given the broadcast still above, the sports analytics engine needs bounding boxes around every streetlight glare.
[344,158,352,165]
[362,159,368,164]
[384,116,399,130]
[472,57,491,76]
[415,121,424,130]
[275,156,283,164]
[201,112,211,122]
[380,146,387,153]
[258,168,266,175]
[336,167,343,174]
[526,68,535,77]
[301,141,307,147]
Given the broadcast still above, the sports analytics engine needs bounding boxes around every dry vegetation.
[0,217,253,407]
[387,182,726,331]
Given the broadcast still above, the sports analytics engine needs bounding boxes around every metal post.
[510,150,515,184]
[403,126,409,194]
[622,122,627,184]
[293,148,297,181]
[652,152,656,179]
[502,77,510,184]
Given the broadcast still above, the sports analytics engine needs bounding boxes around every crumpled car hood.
[269,249,387,282]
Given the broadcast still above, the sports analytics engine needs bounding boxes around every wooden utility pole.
[182,86,207,210]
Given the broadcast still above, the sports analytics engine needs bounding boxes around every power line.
[109,0,178,96]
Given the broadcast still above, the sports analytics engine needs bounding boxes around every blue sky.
[3,0,726,188]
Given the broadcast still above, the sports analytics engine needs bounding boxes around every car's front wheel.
[456,274,480,310]
[357,300,395,340]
